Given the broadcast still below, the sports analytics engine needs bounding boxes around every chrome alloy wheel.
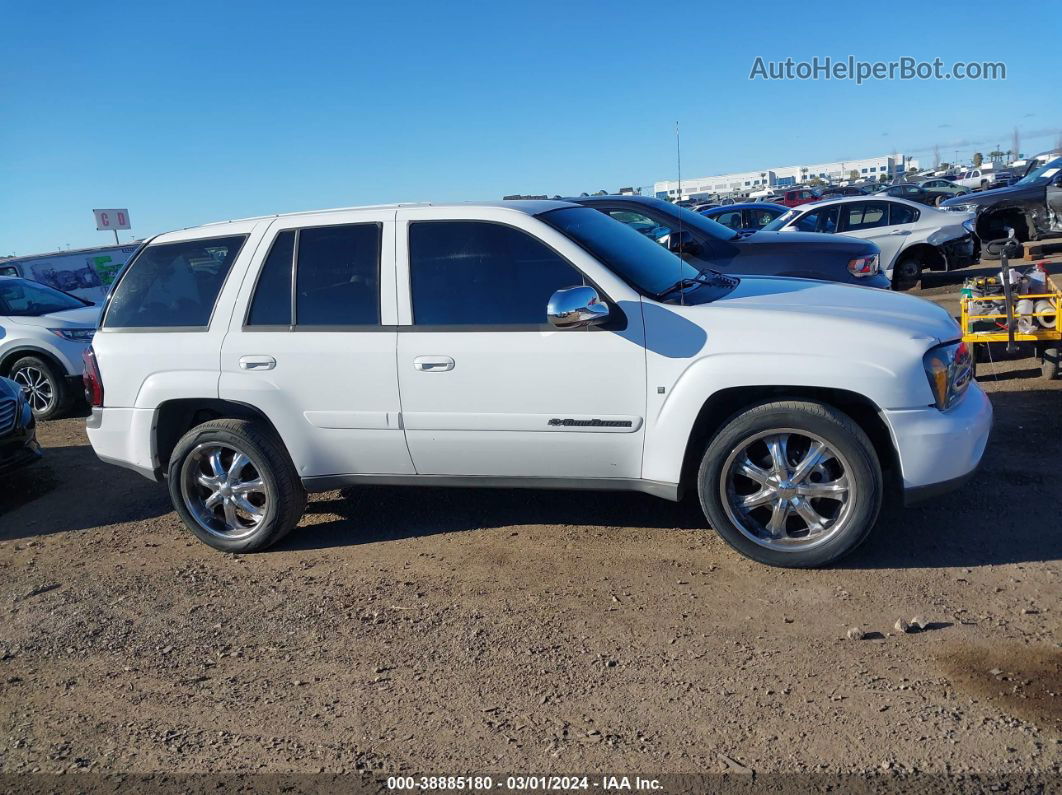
[12,365,54,414]
[720,428,854,551]
[180,443,269,539]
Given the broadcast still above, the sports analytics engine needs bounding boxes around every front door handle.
[889,229,911,235]
[413,355,455,372]
[239,355,276,371]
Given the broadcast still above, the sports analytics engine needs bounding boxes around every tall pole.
[675,121,682,200]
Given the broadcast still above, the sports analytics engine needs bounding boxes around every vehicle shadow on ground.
[0,443,171,539]
[282,390,1061,569]
[283,486,708,552]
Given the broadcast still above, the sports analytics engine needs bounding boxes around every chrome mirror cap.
[547,286,610,329]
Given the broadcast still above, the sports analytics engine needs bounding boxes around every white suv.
[84,201,992,567]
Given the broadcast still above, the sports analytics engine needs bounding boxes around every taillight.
[82,346,104,407]
[847,254,880,277]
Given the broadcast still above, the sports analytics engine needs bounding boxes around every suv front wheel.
[697,400,882,568]
[168,419,306,553]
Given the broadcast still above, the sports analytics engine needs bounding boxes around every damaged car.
[763,196,976,289]
[942,155,1062,258]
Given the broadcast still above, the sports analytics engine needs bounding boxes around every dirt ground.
[0,265,1059,789]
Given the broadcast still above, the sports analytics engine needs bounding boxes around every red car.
[778,188,819,208]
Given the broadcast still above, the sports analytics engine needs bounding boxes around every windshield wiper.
[656,268,739,300]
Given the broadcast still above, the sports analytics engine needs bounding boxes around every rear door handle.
[239,355,276,371]
[890,229,911,235]
[413,355,454,372]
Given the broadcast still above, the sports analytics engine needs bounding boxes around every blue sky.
[2,0,1060,255]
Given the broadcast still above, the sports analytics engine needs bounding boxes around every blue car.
[571,196,888,288]
[701,202,788,233]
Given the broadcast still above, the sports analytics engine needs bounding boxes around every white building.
[655,154,921,200]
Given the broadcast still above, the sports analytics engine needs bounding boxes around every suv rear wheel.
[168,419,306,552]
[10,355,70,420]
[697,400,882,568]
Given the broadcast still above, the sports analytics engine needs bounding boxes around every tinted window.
[105,236,245,328]
[748,208,781,228]
[841,202,888,231]
[409,221,582,326]
[0,266,18,277]
[296,224,380,326]
[713,210,743,230]
[0,279,86,316]
[889,203,919,225]
[247,231,295,326]
[794,205,838,233]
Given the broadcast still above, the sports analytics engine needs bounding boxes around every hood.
[7,305,101,329]
[715,275,960,343]
[942,183,1045,208]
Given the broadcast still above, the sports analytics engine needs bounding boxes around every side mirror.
[547,285,610,329]
[666,229,701,256]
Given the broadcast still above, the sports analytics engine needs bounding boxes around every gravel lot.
[1,268,1059,788]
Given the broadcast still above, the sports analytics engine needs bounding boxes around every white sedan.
[763,196,977,289]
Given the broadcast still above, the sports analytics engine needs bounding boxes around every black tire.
[891,254,922,291]
[167,418,306,553]
[8,355,70,420]
[696,400,882,568]
[1043,346,1060,381]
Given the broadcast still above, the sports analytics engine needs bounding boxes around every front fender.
[642,351,931,484]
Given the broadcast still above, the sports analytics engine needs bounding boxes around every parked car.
[941,156,1062,257]
[701,202,788,232]
[874,181,970,207]
[917,178,971,202]
[953,168,997,191]
[570,195,888,288]
[0,277,100,419]
[83,200,991,568]
[817,186,870,198]
[0,375,41,474]
[763,196,976,289]
[984,170,1016,190]
[778,188,819,207]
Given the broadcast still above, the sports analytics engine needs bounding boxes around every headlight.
[847,254,880,277]
[923,341,973,410]
[946,203,980,214]
[49,328,95,342]
[962,219,977,235]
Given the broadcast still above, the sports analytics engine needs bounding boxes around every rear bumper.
[85,406,160,481]
[881,382,993,502]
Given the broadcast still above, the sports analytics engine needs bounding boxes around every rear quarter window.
[104,235,246,329]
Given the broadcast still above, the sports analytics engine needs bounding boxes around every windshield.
[761,209,800,231]
[1016,157,1062,186]
[0,278,87,316]
[539,207,734,298]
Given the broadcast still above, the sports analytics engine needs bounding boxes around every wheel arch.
[899,242,945,271]
[677,385,901,498]
[0,345,69,379]
[154,398,287,475]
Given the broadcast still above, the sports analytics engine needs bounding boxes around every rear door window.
[104,236,246,328]
[840,202,889,232]
[295,224,381,326]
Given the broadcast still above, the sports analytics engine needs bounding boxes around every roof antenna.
[675,121,686,306]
